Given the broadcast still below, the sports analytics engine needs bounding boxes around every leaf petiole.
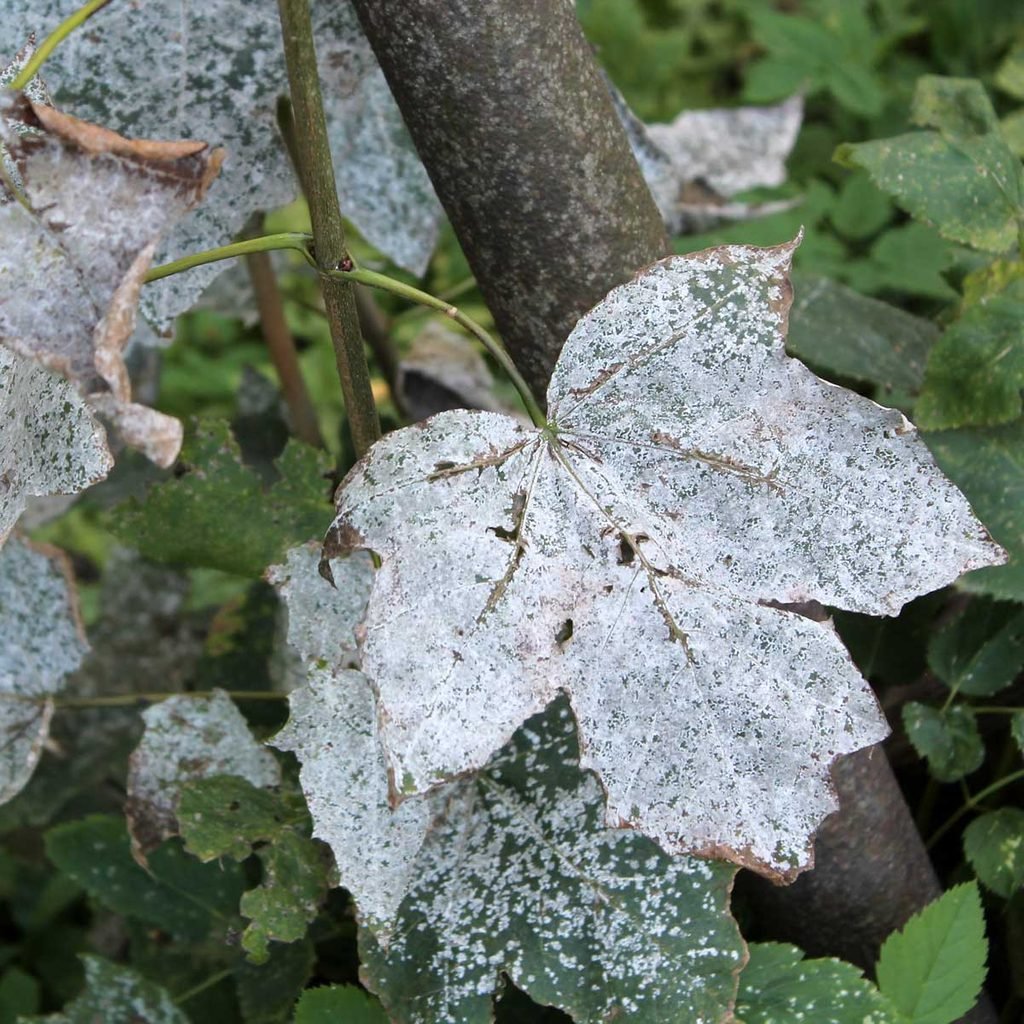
[8,0,112,91]
[326,264,548,429]
[144,232,316,283]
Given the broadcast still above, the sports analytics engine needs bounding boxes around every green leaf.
[0,966,39,1023]
[925,422,1024,601]
[788,273,937,396]
[19,955,187,1024]
[830,172,893,241]
[177,776,328,964]
[964,809,1024,899]
[1012,710,1024,755]
[837,76,1024,253]
[843,223,958,301]
[875,882,988,1024]
[294,986,387,1024]
[927,599,1024,696]
[916,281,1024,429]
[234,936,315,1024]
[961,258,1024,308]
[995,44,1024,101]
[735,942,897,1024]
[44,815,244,941]
[902,703,984,782]
[110,420,333,577]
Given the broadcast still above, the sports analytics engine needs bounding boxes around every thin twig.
[8,0,112,90]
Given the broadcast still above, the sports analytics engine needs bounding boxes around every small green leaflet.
[837,76,1024,254]
[902,703,984,783]
[735,942,896,1024]
[111,420,334,578]
[294,985,387,1024]
[875,882,988,1024]
[18,956,186,1024]
[927,599,1024,698]
[964,809,1024,899]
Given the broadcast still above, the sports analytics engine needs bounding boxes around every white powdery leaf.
[0,347,112,547]
[327,239,1004,878]
[268,543,433,936]
[0,93,221,466]
[610,82,803,234]
[0,2,442,327]
[126,689,281,855]
[0,537,86,804]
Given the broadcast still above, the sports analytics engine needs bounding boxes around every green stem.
[174,969,234,1007]
[8,0,112,91]
[144,233,314,283]
[927,767,1024,849]
[327,266,547,428]
[277,0,380,458]
[49,690,289,710]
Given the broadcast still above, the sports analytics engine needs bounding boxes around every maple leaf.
[0,1,443,326]
[610,82,803,234]
[269,544,745,1023]
[0,92,222,467]
[0,537,87,804]
[324,240,1003,878]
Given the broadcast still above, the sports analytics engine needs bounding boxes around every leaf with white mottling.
[610,81,802,235]
[326,239,1002,878]
[0,91,221,466]
[125,689,280,856]
[0,348,111,546]
[0,2,442,328]
[20,955,188,1024]
[0,538,86,805]
[0,35,50,191]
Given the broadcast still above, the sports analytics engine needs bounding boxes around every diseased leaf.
[0,538,86,805]
[294,986,387,1024]
[44,815,244,941]
[111,421,334,577]
[0,35,51,192]
[837,76,1024,253]
[326,239,1000,877]
[357,700,745,1024]
[735,942,897,1024]
[0,348,111,547]
[875,882,988,1024]
[964,809,1024,899]
[916,279,1024,429]
[177,776,329,964]
[126,690,281,856]
[0,2,443,326]
[903,703,984,783]
[612,82,802,235]
[927,599,1024,697]
[925,423,1024,601]
[19,955,187,1024]
[787,273,937,396]
[0,92,221,466]
[270,545,746,1023]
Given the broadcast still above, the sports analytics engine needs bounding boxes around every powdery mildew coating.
[0,1,443,326]
[126,689,281,855]
[45,955,187,1024]
[360,701,745,1024]
[0,537,86,804]
[328,239,1004,878]
[0,348,111,546]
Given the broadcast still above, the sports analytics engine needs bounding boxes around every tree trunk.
[345,3,995,1019]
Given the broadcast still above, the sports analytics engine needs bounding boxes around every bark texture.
[348,0,669,400]
[345,4,996,1020]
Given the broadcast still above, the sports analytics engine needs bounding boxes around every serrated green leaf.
[843,223,958,301]
[110,420,333,577]
[961,258,1024,308]
[916,280,1024,429]
[925,422,1024,601]
[830,172,893,241]
[927,599,1024,696]
[903,703,984,782]
[44,815,244,941]
[837,76,1024,253]
[875,882,987,1024]
[294,985,387,1024]
[19,955,187,1024]
[735,942,897,1024]
[964,809,1024,898]
[234,936,315,1024]
[787,273,936,395]
[177,776,327,964]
